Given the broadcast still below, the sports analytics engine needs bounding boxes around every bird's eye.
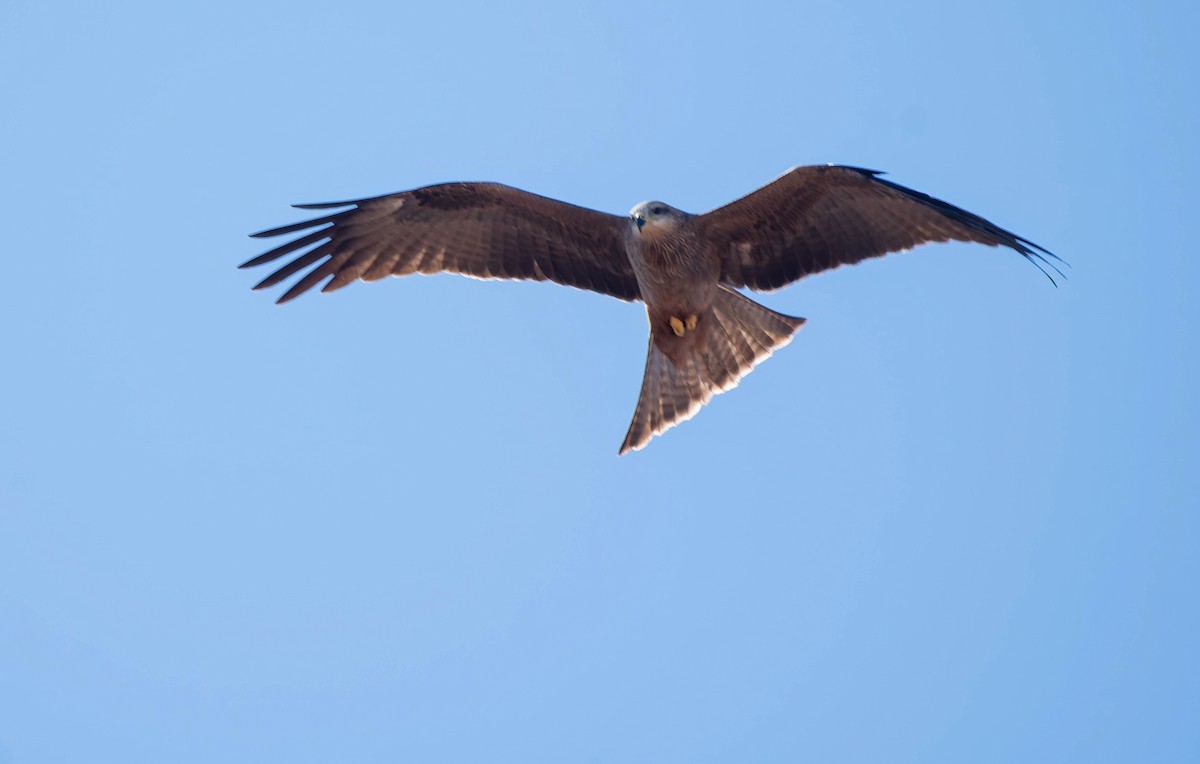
[651,206,664,215]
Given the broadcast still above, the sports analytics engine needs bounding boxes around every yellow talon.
[685,314,698,331]
[669,316,686,337]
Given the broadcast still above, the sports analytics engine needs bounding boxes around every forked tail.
[618,286,806,454]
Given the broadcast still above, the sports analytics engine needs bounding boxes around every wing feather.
[252,242,333,290]
[240,227,333,269]
[698,165,1062,291]
[242,182,639,304]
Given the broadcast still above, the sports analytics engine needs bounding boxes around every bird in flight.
[241,165,1060,454]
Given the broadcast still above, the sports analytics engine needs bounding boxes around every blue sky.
[2,1,1197,761]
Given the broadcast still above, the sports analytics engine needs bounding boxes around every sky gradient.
[2,1,1198,761]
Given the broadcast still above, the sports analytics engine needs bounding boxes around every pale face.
[630,201,686,233]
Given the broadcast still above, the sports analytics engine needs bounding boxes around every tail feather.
[618,287,805,454]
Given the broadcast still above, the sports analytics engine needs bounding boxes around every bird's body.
[626,204,717,349]
[242,165,1060,453]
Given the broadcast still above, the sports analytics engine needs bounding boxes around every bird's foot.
[669,315,698,337]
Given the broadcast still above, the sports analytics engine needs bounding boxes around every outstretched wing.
[698,165,1062,291]
[241,182,639,303]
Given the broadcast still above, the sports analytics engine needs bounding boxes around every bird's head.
[630,201,686,233]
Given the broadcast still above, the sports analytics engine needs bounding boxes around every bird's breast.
[628,229,720,312]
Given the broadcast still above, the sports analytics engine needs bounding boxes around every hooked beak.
[633,214,645,231]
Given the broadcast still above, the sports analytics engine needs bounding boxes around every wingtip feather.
[292,200,360,210]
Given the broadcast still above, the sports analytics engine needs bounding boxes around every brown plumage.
[241,165,1061,454]
[243,183,638,303]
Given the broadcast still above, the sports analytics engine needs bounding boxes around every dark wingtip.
[1027,255,1059,287]
[292,200,360,210]
[274,284,316,305]
[274,287,304,305]
[249,212,347,239]
[1012,236,1068,286]
[835,164,886,177]
[865,171,1068,287]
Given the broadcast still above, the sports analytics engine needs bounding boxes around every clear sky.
[2,1,1197,761]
